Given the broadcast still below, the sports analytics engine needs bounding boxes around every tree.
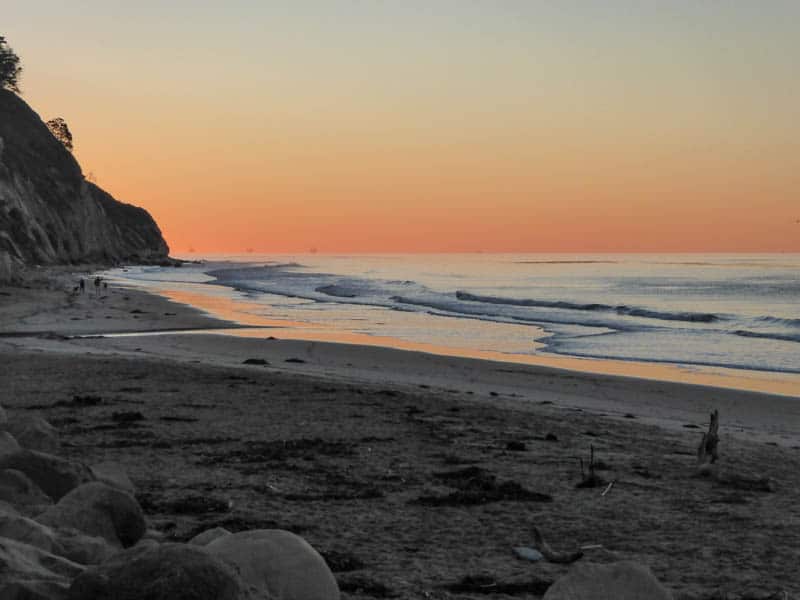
[0,36,22,93]
[46,118,74,152]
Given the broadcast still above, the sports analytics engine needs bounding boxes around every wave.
[455,291,720,323]
[755,316,800,328]
[732,330,800,344]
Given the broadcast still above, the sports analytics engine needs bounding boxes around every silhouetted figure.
[94,277,101,297]
[79,279,85,294]
[103,281,108,291]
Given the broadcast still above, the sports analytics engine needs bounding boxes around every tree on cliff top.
[0,36,22,93]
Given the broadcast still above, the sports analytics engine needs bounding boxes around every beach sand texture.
[1,270,799,598]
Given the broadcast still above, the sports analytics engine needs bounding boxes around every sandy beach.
[2,269,799,598]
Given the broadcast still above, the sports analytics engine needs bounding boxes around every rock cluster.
[0,404,341,600]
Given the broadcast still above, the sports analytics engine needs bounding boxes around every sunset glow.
[5,1,799,253]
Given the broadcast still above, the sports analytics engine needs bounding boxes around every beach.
[2,269,799,598]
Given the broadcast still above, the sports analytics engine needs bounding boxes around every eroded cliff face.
[0,90,169,280]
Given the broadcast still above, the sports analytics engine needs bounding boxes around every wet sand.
[1,269,799,598]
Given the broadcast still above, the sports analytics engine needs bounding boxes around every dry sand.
[1,269,799,598]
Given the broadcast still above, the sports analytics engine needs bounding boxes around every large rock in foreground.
[0,536,83,598]
[0,450,93,501]
[2,415,59,453]
[0,431,20,455]
[543,561,673,600]
[0,89,169,281]
[68,543,244,600]
[207,529,340,600]
[37,482,145,548]
[0,468,53,514]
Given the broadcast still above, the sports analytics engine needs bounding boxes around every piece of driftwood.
[531,526,584,564]
[577,444,606,488]
[697,409,720,465]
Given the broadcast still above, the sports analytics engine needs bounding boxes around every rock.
[53,528,117,566]
[0,430,21,455]
[1,579,70,600]
[543,561,673,600]
[2,415,59,453]
[0,537,83,595]
[188,527,232,546]
[142,528,167,543]
[0,509,114,565]
[89,462,135,495]
[0,468,53,514]
[68,543,244,600]
[207,529,340,600]
[0,512,57,553]
[0,450,94,501]
[38,482,145,548]
[243,358,269,365]
[513,546,544,562]
[0,499,21,515]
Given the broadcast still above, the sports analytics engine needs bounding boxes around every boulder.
[0,499,21,516]
[0,450,93,501]
[0,468,53,513]
[0,494,115,565]
[38,482,145,548]
[2,415,59,453]
[53,528,117,566]
[188,527,231,546]
[207,529,340,600]
[543,561,673,600]
[0,512,57,553]
[0,537,83,596]
[68,543,244,600]
[89,462,135,495]
[0,579,70,600]
[0,430,20,455]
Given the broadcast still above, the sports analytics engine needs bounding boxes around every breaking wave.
[455,291,720,324]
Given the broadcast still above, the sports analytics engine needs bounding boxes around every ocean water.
[113,254,800,376]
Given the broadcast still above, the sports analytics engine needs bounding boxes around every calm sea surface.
[112,254,800,376]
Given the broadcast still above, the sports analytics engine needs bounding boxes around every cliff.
[0,89,169,280]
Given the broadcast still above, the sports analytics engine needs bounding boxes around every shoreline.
[2,267,799,596]
[2,268,799,447]
[105,266,800,399]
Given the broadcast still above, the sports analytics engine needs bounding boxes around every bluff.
[0,89,169,280]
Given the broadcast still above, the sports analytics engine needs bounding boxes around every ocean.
[110,253,800,378]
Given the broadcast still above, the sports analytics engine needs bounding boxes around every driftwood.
[577,444,606,488]
[531,527,584,564]
[697,409,720,465]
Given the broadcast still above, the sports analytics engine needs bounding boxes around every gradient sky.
[5,1,799,252]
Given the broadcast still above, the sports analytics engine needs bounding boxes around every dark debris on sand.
[338,574,398,598]
[415,467,553,506]
[443,574,552,596]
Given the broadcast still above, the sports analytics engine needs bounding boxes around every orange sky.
[5,2,799,253]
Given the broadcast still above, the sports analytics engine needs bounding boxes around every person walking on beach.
[94,276,101,297]
[79,278,85,294]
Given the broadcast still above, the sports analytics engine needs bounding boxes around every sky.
[4,1,799,253]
